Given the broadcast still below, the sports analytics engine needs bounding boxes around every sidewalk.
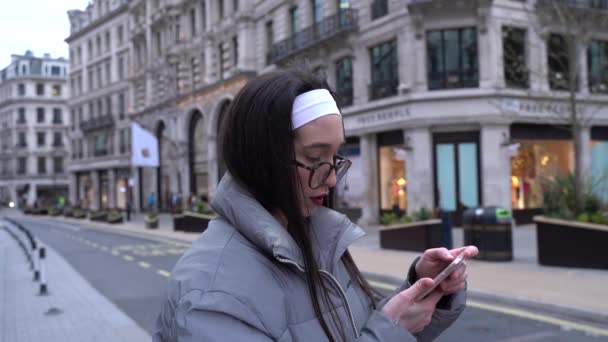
[5,208,608,323]
[0,218,150,342]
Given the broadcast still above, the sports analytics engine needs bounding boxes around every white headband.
[292,89,341,130]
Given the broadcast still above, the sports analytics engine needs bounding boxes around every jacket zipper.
[276,256,360,338]
[319,270,360,339]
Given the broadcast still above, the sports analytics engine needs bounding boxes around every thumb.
[407,278,435,301]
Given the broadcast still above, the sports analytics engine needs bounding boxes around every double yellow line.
[367,280,608,337]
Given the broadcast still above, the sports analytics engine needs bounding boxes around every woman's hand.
[381,278,444,333]
[415,246,478,295]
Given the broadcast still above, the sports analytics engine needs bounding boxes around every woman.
[154,68,478,341]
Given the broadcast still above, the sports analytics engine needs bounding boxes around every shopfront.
[378,130,408,216]
[591,126,608,202]
[510,124,573,222]
[433,131,481,224]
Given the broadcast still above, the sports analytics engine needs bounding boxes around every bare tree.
[501,0,608,213]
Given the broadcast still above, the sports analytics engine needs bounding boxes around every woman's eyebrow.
[303,143,332,149]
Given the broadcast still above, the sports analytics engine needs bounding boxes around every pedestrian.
[154,68,478,341]
[147,192,156,212]
[126,199,131,221]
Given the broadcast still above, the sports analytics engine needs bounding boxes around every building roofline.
[65,2,129,43]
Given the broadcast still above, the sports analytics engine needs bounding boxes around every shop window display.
[379,146,407,213]
[510,140,573,209]
[591,141,608,202]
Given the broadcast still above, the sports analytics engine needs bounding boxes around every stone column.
[405,127,434,214]
[108,169,116,208]
[357,133,380,226]
[69,172,77,205]
[353,43,370,106]
[132,167,141,212]
[580,125,592,178]
[28,183,37,206]
[480,124,511,210]
[91,170,100,210]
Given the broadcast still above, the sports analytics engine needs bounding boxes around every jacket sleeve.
[373,257,467,342]
[154,290,275,342]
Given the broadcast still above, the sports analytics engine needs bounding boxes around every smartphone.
[415,252,466,302]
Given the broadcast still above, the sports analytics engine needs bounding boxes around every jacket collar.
[211,174,365,271]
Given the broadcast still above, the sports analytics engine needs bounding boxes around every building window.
[36,83,44,96]
[106,96,112,115]
[88,40,93,60]
[53,108,62,124]
[52,84,62,96]
[311,0,322,24]
[218,0,224,18]
[51,66,61,76]
[290,6,299,35]
[175,16,182,43]
[118,93,125,119]
[378,131,407,214]
[78,139,84,159]
[95,134,108,156]
[201,1,207,31]
[18,83,25,96]
[53,157,63,174]
[118,56,125,80]
[503,26,529,89]
[37,132,46,147]
[588,40,608,94]
[190,8,197,36]
[71,110,76,130]
[335,56,353,106]
[97,66,103,88]
[38,157,46,174]
[427,27,479,90]
[18,132,27,147]
[155,31,162,57]
[369,40,398,100]
[218,43,225,79]
[17,157,26,174]
[53,132,62,147]
[232,36,239,68]
[105,30,111,52]
[97,99,103,117]
[117,25,124,45]
[371,0,388,20]
[77,46,82,64]
[37,108,45,123]
[105,61,111,84]
[89,102,95,118]
[96,35,102,56]
[265,21,274,65]
[88,69,94,90]
[548,33,571,91]
[17,108,26,124]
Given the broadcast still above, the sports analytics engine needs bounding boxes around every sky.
[0,0,91,67]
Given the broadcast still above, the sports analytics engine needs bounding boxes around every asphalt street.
[14,217,608,340]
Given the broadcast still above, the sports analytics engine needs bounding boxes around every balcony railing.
[336,87,354,107]
[369,78,399,101]
[589,76,608,93]
[537,0,608,10]
[268,9,358,65]
[428,69,479,90]
[16,142,27,149]
[80,115,115,132]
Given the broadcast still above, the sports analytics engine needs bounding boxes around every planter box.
[379,219,442,252]
[145,216,159,229]
[534,216,608,270]
[73,210,87,219]
[90,211,108,222]
[174,211,216,233]
[108,213,123,224]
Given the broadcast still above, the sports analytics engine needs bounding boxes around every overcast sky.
[0,0,90,67]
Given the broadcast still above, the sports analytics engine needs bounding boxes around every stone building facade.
[0,51,70,207]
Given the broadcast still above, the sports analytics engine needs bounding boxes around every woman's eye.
[307,156,321,163]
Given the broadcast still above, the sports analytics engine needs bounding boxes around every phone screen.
[415,252,466,302]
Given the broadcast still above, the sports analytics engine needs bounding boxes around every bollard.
[38,247,48,296]
[33,243,40,281]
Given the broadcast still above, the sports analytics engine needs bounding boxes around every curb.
[362,271,608,328]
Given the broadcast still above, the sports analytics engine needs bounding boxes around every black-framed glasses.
[293,155,352,189]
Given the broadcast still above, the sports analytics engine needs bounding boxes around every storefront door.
[433,132,481,224]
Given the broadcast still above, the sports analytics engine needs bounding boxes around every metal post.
[38,247,48,295]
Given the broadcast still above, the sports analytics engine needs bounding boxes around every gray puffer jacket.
[154,175,466,341]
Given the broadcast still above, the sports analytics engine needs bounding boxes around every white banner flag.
[131,122,159,167]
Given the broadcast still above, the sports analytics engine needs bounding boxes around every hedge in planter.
[535,174,608,269]
[379,208,443,252]
[145,213,159,229]
[175,211,216,233]
[73,208,87,219]
[107,209,124,224]
[90,210,108,222]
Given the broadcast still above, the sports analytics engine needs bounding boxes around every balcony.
[428,69,479,90]
[336,87,354,107]
[80,115,115,132]
[369,78,399,101]
[15,142,27,149]
[268,9,358,65]
[537,0,608,10]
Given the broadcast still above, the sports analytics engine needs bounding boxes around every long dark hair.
[220,68,381,341]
